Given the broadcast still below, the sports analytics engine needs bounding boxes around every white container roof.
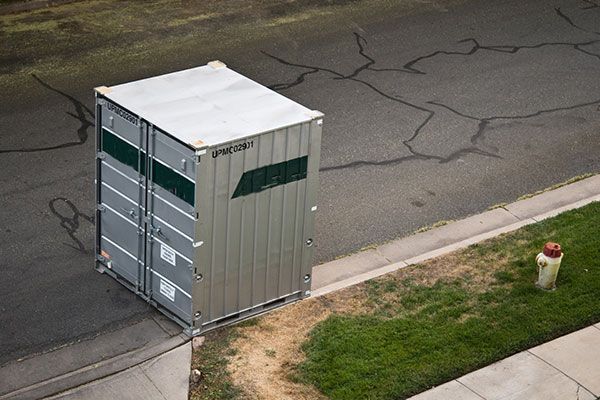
[96,61,322,150]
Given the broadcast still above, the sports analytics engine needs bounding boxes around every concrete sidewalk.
[46,343,191,400]
[409,324,600,400]
[311,174,600,297]
[0,315,188,400]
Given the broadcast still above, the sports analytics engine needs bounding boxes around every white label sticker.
[160,243,176,266]
[159,279,176,302]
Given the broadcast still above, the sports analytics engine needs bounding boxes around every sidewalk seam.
[151,316,176,336]
[526,350,596,397]
[455,379,487,400]
[375,247,393,264]
[139,365,168,400]
[500,206,521,221]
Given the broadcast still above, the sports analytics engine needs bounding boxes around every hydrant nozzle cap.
[542,242,562,258]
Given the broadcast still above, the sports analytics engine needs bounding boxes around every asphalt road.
[1,0,599,365]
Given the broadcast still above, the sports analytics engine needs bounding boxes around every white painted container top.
[97,61,323,150]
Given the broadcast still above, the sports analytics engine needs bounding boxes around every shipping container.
[94,61,323,335]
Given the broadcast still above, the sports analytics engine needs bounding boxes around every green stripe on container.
[232,156,308,199]
[102,128,194,206]
[102,128,144,174]
[152,160,195,206]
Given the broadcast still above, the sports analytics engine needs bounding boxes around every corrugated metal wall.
[194,120,320,326]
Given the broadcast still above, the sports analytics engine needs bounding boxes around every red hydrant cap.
[543,242,562,258]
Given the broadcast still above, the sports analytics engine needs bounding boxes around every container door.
[145,127,196,323]
[97,101,147,291]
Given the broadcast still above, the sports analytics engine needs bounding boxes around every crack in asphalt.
[0,74,94,154]
[263,37,503,168]
[263,8,600,172]
[49,197,94,253]
[429,97,600,145]
[555,6,600,36]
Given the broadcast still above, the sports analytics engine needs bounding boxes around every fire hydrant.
[535,242,563,290]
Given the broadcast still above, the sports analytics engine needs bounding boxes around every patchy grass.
[190,327,243,400]
[225,291,366,400]
[192,286,369,399]
[414,219,454,234]
[487,201,508,211]
[297,202,600,399]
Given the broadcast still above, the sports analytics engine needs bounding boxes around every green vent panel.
[152,160,195,206]
[102,128,144,174]
[232,156,308,199]
[102,128,194,205]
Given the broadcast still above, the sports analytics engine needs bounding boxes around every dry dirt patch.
[222,242,514,399]
[227,287,369,399]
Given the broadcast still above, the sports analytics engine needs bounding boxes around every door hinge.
[96,152,106,160]
[97,204,106,212]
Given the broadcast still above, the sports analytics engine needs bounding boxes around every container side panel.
[147,129,194,325]
[101,103,140,147]
[152,194,195,237]
[149,258,192,323]
[279,124,302,296]
[149,213,194,259]
[152,160,195,206]
[97,100,146,293]
[153,131,196,180]
[253,132,274,306]
[238,147,259,311]
[194,153,216,326]
[149,236,193,290]
[225,144,244,315]
[99,186,142,284]
[100,236,139,284]
[265,129,286,301]
[209,152,230,320]
[300,121,322,291]
[100,161,142,204]
[291,122,311,293]
[192,119,319,329]
[100,182,142,219]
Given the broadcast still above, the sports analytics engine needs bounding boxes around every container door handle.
[155,227,167,239]
[121,207,137,219]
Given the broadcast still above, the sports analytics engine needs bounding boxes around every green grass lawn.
[296,202,600,399]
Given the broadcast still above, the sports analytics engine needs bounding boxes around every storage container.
[94,61,323,334]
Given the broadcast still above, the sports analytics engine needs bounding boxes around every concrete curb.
[0,317,188,400]
[46,342,192,400]
[311,174,600,297]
